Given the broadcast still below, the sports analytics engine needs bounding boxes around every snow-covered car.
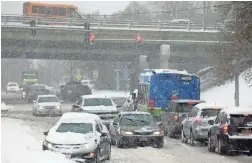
[72,95,120,129]
[181,103,225,145]
[42,112,111,163]
[32,95,63,116]
[6,82,19,93]
[208,107,252,155]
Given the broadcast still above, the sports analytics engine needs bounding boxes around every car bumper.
[118,135,164,146]
[36,109,62,116]
[168,122,182,134]
[227,137,252,152]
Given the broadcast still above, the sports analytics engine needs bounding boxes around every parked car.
[181,103,224,145]
[72,95,120,129]
[6,82,19,93]
[109,111,164,148]
[208,107,252,156]
[32,95,63,116]
[42,112,111,163]
[161,99,205,138]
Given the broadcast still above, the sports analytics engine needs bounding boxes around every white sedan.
[32,95,63,116]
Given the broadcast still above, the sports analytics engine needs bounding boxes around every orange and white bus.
[23,2,81,19]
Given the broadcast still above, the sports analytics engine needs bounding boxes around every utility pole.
[233,60,240,106]
[203,1,206,30]
[115,62,120,91]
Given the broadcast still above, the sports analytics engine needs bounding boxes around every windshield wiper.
[124,117,139,126]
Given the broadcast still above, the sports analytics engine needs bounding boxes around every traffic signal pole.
[233,60,240,106]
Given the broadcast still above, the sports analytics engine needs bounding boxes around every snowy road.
[2,103,252,163]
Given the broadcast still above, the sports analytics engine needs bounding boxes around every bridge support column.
[139,55,148,69]
[129,58,140,93]
[159,44,171,69]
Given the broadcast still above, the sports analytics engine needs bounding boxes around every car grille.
[45,106,55,109]
[134,131,152,135]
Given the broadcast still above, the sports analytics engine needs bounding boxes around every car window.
[200,108,222,118]
[83,98,113,106]
[56,123,93,134]
[38,96,58,103]
[8,83,17,86]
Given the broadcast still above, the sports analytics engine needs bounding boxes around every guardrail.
[1,15,219,31]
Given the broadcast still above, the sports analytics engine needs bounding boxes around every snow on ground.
[201,69,252,107]
[1,118,75,163]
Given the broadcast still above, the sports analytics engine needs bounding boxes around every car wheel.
[208,135,215,152]
[217,137,225,155]
[181,129,187,143]
[189,130,195,146]
[116,138,123,148]
[105,145,111,160]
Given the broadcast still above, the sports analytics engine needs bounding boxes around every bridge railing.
[1,15,219,31]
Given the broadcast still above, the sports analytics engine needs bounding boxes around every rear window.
[175,103,197,112]
[8,83,17,86]
[230,114,252,126]
[200,108,222,118]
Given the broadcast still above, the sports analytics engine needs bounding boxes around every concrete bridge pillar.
[159,44,171,69]
[139,55,148,69]
[129,57,140,93]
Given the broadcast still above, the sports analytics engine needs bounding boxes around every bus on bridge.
[137,69,200,120]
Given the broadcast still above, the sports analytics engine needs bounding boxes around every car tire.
[217,137,225,155]
[189,130,195,146]
[208,135,215,152]
[105,145,111,160]
[181,129,187,143]
[116,138,123,148]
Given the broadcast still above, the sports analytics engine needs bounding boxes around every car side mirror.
[43,131,48,136]
[208,120,214,125]
[101,132,107,137]
[113,121,118,126]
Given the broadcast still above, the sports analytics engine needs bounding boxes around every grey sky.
[1,1,130,15]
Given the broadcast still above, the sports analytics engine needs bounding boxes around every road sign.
[76,74,82,81]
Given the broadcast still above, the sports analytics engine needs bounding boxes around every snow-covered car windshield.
[8,83,17,86]
[83,98,113,106]
[121,114,156,126]
[38,97,58,103]
[56,123,93,134]
[200,108,222,118]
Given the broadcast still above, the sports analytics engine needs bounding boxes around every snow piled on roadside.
[201,69,252,107]
[1,118,75,163]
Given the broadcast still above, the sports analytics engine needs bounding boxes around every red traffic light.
[89,33,96,43]
[136,35,142,44]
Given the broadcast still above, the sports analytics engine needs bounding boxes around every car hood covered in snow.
[81,105,118,113]
[46,132,96,145]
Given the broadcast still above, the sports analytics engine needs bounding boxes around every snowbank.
[1,118,75,163]
[201,69,252,107]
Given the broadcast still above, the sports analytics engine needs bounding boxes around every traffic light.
[89,33,96,44]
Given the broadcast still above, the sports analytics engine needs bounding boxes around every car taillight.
[195,117,201,125]
[173,115,179,121]
[222,125,229,134]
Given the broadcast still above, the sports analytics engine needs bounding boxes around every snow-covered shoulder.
[1,118,75,163]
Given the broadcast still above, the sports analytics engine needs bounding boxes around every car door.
[95,123,106,156]
[211,112,222,146]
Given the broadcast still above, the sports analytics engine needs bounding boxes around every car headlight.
[153,130,164,135]
[39,106,44,109]
[120,131,133,135]
[56,105,61,109]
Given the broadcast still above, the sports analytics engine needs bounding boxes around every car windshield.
[56,123,93,134]
[111,97,127,106]
[83,98,113,106]
[121,114,156,126]
[8,83,17,86]
[200,108,222,118]
[38,96,58,103]
[230,114,252,126]
[23,74,37,79]
[175,103,197,112]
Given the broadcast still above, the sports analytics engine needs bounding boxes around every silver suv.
[181,103,225,145]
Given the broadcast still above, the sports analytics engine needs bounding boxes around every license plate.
[139,137,147,141]
[242,130,252,134]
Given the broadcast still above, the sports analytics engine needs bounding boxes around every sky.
[1,1,130,15]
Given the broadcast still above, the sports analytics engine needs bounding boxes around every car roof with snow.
[120,111,152,115]
[221,107,252,115]
[59,112,101,123]
[37,94,58,98]
[171,99,206,103]
[194,103,227,110]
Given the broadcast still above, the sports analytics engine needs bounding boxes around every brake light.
[149,99,155,108]
[195,117,201,125]
[243,114,249,117]
[173,115,179,121]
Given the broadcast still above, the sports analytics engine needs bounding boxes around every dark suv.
[208,107,252,156]
[161,99,205,138]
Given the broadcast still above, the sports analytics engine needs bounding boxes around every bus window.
[23,2,28,15]
[38,6,45,15]
[45,7,52,16]
[59,8,66,16]
[32,6,39,14]
[52,7,58,16]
